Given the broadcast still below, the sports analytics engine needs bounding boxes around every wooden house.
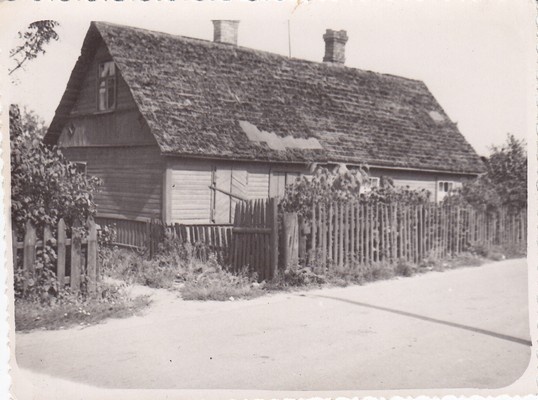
[44,21,484,225]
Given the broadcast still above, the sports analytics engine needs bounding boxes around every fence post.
[146,220,153,259]
[269,197,279,280]
[57,219,66,290]
[70,220,82,293]
[22,220,36,295]
[298,215,308,262]
[87,218,98,298]
[282,212,299,268]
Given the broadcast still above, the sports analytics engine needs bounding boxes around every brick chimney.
[212,20,240,45]
[323,29,348,64]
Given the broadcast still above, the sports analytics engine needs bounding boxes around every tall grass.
[101,238,263,301]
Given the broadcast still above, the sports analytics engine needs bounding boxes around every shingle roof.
[46,21,485,174]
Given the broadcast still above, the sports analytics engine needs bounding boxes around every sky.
[3,0,535,156]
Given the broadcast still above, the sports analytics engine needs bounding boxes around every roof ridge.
[92,20,425,85]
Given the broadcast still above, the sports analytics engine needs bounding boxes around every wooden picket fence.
[165,223,233,264]
[303,202,527,268]
[91,200,527,281]
[96,199,279,280]
[95,214,159,252]
[230,197,278,280]
[12,218,99,297]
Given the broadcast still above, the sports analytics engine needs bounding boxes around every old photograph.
[1,0,535,398]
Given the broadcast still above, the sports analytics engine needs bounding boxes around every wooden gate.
[230,197,278,281]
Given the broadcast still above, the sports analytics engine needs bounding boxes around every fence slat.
[327,203,334,264]
[87,218,98,297]
[269,197,278,280]
[350,203,356,265]
[70,221,82,293]
[57,219,66,289]
[22,220,36,294]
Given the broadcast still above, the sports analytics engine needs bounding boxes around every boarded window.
[98,61,116,111]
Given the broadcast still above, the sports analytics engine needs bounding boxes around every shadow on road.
[312,294,531,347]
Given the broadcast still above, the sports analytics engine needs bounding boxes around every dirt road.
[14,258,530,391]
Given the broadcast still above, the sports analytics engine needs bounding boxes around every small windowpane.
[107,81,116,108]
[98,61,116,111]
[438,181,455,193]
[99,61,115,78]
[99,87,107,110]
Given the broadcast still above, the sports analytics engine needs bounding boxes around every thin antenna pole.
[288,20,292,58]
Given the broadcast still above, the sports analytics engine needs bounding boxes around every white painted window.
[98,61,116,111]
[437,181,455,202]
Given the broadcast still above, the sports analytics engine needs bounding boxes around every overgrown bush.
[279,167,430,218]
[13,242,58,303]
[10,104,101,233]
[279,166,368,218]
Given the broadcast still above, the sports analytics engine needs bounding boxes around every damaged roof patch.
[428,110,445,123]
[239,120,323,151]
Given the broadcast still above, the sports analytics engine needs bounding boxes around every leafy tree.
[9,20,60,77]
[19,106,48,138]
[487,134,527,210]
[444,134,526,212]
[10,104,101,234]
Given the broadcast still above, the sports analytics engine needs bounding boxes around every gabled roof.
[46,21,485,174]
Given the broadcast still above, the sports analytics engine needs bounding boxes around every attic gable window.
[98,61,116,111]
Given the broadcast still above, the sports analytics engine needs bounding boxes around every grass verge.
[100,240,524,301]
[15,284,151,332]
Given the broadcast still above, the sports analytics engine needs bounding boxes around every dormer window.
[98,61,116,111]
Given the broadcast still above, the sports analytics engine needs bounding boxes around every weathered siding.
[58,110,155,147]
[247,165,270,199]
[166,159,308,224]
[168,160,213,224]
[58,39,155,148]
[57,38,163,221]
[62,146,164,219]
